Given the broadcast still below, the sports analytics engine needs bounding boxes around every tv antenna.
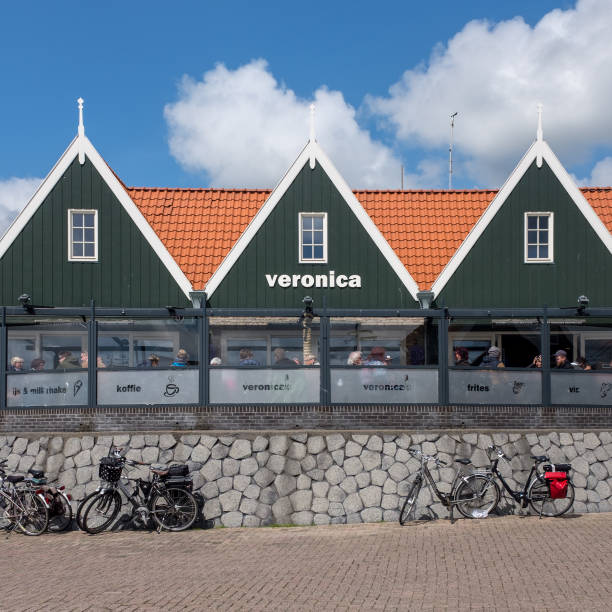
[448,112,458,189]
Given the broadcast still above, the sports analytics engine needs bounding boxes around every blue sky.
[2,0,611,231]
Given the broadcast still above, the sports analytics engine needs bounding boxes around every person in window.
[528,354,542,368]
[480,346,505,368]
[553,349,573,369]
[30,358,45,371]
[273,347,296,367]
[57,350,80,369]
[347,351,363,366]
[10,356,25,372]
[454,347,470,367]
[80,351,107,369]
[171,349,189,367]
[239,348,259,366]
[573,356,592,371]
[303,354,319,366]
[365,347,387,366]
[147,354,160,367]
[210,357,222,366]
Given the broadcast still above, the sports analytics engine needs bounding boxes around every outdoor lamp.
[577,295,589,314]
[18,293,33,313]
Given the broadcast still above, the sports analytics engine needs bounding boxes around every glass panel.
[97,318,199,369]
[539,230,548,243]
[585,339,612,368]
[302,216,312,230]
[330,317,436,366]
[84,244,95,257]
[73,243,83,257]
[84,228,95,242]
[84,213,95,227]
[313,245,324,259]
[210,369,319,403]
[98,370,198,405]
[539,245,548,259]
[73,213,83,227]
[7,338,36,371]
[527,245,537,259]
[7,372,88,407]
[331,368,438,403]
[539,216,548,229]
[551,371,612,405]
[527,215,537,229]
[226,338,267,366]
[551,319,612,370]
[73,228,83,242]
[527,230,537,244]
[449,370,541,404]
[302,245,312,259]
[313,230,323,244]
[313,216,323,230]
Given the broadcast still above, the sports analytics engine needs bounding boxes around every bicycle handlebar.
[408,447,448,466]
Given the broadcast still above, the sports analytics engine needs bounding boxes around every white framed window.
[524,212,553,263]
[299,212,327,263]
[68,209,98,261]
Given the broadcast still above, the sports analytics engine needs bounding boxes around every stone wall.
[1,430,610,526]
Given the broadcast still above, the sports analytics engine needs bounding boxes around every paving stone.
[142,447,160,464]
[159,434,176,450]
[287,442,306,460]
[221,511,243,527]
[269,435,289,456]
[233,475,251,492]
[340,476,357,494]
[328,486,347,503]
[230,439,252,460]
[290,490,312,512]
[331,449,345,467]
[222,458,240,477]
[307,436,326,455]
[344,456,364,476]
[388,462,409,482]
[300,455,316,472]
[345,441,362,457]
[63,437,82,458]
[366,435,383,452]
[254,467,276,488]
[173,443,192,463]
[259,486,278,505]
[252,436,269,452]
[272,497,292,521]
[239,498,258,515]
[201,459,222,482]
[267,454,286,475]
[244,484,261,500]
[326,434,346,452]
[361,450,382,471]
[356,472,371,488]
[312,497,329,513]
[26,441,40,457]
[297,474,311,490]
[312,481,330,498]
[343,493,363,514]
[360,507,383,523]
[371,469,387,486]
[359,485,382,508]
[219,490,241,512]
[219,437,235,446]
[383,442,397,456]
[211,444,230,460]
[584,433,601,450]
[200,435,217,449]
[191,444,212,464]
[217,477,233,493]
[256,451,270,467]
[396,434,411,449]
[144,435,159,446]
[285,459,301,476]
[313,513,331,525]
[130,435,145,449]
[325,465,346,486]
[274,474,297,497]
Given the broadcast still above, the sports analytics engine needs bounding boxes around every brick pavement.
[0,514,611,611]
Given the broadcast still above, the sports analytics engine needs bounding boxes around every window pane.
[73,243,83,257]
[539,245,548,259]
[539,216,548,229]
[73,228,83,242]
[527,216,537,229]
[313,216,323,230]
[527,245,537,259]
[313,230,323,244]
[539,230,548,244]
[84,213,95,228]
[84,228,95,242]
[84,243,95,257]
[302,216,312,230]
[302,230,311,245]
[527,230,537,244]
[303,246,312,259]
[73,213,83,227]
[313,245,324,259]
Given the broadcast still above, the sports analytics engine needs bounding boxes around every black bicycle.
[80,450,198,534]
[486,444,575,517]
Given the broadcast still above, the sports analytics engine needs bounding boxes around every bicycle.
[22,468,73,532]
[80,450,198,534]
[399,448,500,524]
[486,444,575,517]
[0,459,49,535]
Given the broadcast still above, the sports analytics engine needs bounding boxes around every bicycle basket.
[99,456,125,482]
[164,464,189,478]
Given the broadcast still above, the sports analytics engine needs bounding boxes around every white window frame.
[68,209,98,262]
[298,212,327,264]
[524,212,554,263]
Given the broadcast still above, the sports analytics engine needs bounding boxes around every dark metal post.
[541,308,551,406]
[0,307,6,410]
[87,300,97,408]
[320,296,330,405]
[200,294,209,405]
[438,310,449,404]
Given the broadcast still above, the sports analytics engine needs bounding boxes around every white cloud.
[0,177,42,237]
[368,0,612,187]
[574,156,612,186]
[164,60,410,189]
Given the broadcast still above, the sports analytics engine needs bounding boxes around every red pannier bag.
[544,471,568,499]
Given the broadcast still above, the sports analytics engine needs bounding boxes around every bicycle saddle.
[28,469,44,479]
[455,458,471,465]
[531,455,548,462]
[150,468,169,476]
[6,474,24,483]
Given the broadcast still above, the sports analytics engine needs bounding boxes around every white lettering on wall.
[265,270,362,289]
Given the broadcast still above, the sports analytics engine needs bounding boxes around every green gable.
[437,160,612,308]
[209,161,417,309]
[0,157,189,308]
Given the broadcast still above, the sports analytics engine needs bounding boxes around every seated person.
[210,357,222,366]
[553,349,573,369]
[57,350,80,369]
[239,348,259,366]
[273,347,296,367]
[303,354,319,366]
[347,351,363,365]
[479,346,505,368]
[454,347,470,367]
[30,358,45,371]
[528,354,542,368]
[573,356,591,371]
[171,349,189,367]
[365,347,387,366]
[10,356,25,372]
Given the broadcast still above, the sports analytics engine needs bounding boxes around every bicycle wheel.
[76,491,100,531]
[48,492,73,532]
[82,491,122,534]
[528,477,575,517]
[399,476,422,525]
[150,487,198,531]
[454,475,500,519]
[16,491,49,535]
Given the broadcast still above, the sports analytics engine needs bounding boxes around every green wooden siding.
[210,161,417,308]
[437,160,612,308]
[0,157,189,308]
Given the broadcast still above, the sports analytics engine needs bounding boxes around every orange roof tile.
[127,186,612,292]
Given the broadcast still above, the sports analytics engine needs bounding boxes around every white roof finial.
[77,97,86,165]
[536,103,543,168]
[309,103,316,169]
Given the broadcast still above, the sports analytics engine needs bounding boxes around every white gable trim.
[0,136,193,299]
[204,140,420,300]
[430,140,612,298]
